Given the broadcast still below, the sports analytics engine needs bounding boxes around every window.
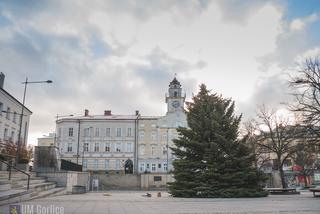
[83,160,88,170]
[151,131,156,141]
[151,145,156,156]
[84,128,90,137]
[116,143,121,152]
[163,163,168,172]
[84,143,89,152]
[139,131,144,140]
[151,163,156,172]
[116,128,121,137]
[105,143,110,152]
[158,163,162,169]
[10,131,14,141]
[13,112,17,123]
[6,107,10,120]
[140,163,145,172]
[3,128,8,140]
[94,159,98,169]
[127,128,132,137]
[162,146,167,155]
[154,176,162,181]
[115,160,120,170]
[95,128,99,137]
[139,124,145,128]
[105,160,109,170]
[106,128,111,137]
[0,102,3,116]
[94,143,99,152]
[151,124,156,128]
[139,145,145,155]
[162,133,167,141]
[68,128,73,137]
[67,142,72,152]
[126,142,132,153]
[174,91,178,97]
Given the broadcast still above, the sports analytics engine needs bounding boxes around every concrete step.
[29,187,66,200]
[10,179,46,189]
[0,172,37,180]
[0,181,10,192]
[0,177,47,190]
[0,183,61,206]
[0,189,30,206]
[21,182,56,192]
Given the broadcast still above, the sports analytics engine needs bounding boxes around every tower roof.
[169,77,181,88]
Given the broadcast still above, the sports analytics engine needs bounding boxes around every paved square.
[1,190,319,214]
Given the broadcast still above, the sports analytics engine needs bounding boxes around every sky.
[0,0,320,145]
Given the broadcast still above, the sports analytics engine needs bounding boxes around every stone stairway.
[0,171,65,205]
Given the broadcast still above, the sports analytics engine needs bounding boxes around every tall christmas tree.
[169,84,267,197]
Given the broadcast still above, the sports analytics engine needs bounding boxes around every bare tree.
[254,106,303,188]
[242,120,271,171]
[290,57,320,140]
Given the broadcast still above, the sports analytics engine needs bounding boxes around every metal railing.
[0,159,30,190]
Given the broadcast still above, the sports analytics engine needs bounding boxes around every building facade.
[57,77,187,174]
[37,133,55,147]
[0,73,32,145]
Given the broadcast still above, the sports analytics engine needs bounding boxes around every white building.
[57,77,187,174]
[137,77,187,173]
[37,133,55,147]
[57,110,138,174]
[0,73,32,145]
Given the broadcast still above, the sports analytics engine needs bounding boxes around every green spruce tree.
[169,84,267,197]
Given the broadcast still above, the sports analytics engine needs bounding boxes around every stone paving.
[0,190,319,214]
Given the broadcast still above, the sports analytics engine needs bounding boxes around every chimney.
[0,72,4,89]
[135,110,139,116]
[104,110,112,116]
[84,109,89,116]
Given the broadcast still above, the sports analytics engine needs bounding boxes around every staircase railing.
[0,160,30,190]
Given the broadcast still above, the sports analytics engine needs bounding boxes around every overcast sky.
[1,0,320,145]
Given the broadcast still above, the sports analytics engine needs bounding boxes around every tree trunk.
[303,172,308,187]
[279,163,287,188]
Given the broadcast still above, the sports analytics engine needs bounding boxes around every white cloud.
[290,13,318,31]
[0,1,319,144]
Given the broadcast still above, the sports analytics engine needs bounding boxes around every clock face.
[172,101,180,108]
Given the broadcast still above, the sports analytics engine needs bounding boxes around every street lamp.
[16,78,52,166]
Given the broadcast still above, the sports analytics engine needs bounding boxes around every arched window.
[174,91,178,97]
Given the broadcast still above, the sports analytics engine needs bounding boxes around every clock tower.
[165,77,185,113]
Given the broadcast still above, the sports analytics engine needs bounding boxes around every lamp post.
[16,78,52,166]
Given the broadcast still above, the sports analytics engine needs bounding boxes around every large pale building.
[0,73,32,145]
[57,77,187,174]
[37,133,55,147]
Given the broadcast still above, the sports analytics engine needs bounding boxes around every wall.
[92,173,141,190]
[37,171,68,187]
[141,173,174,190]
[37,171,90,192]
[66,171,90,193]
